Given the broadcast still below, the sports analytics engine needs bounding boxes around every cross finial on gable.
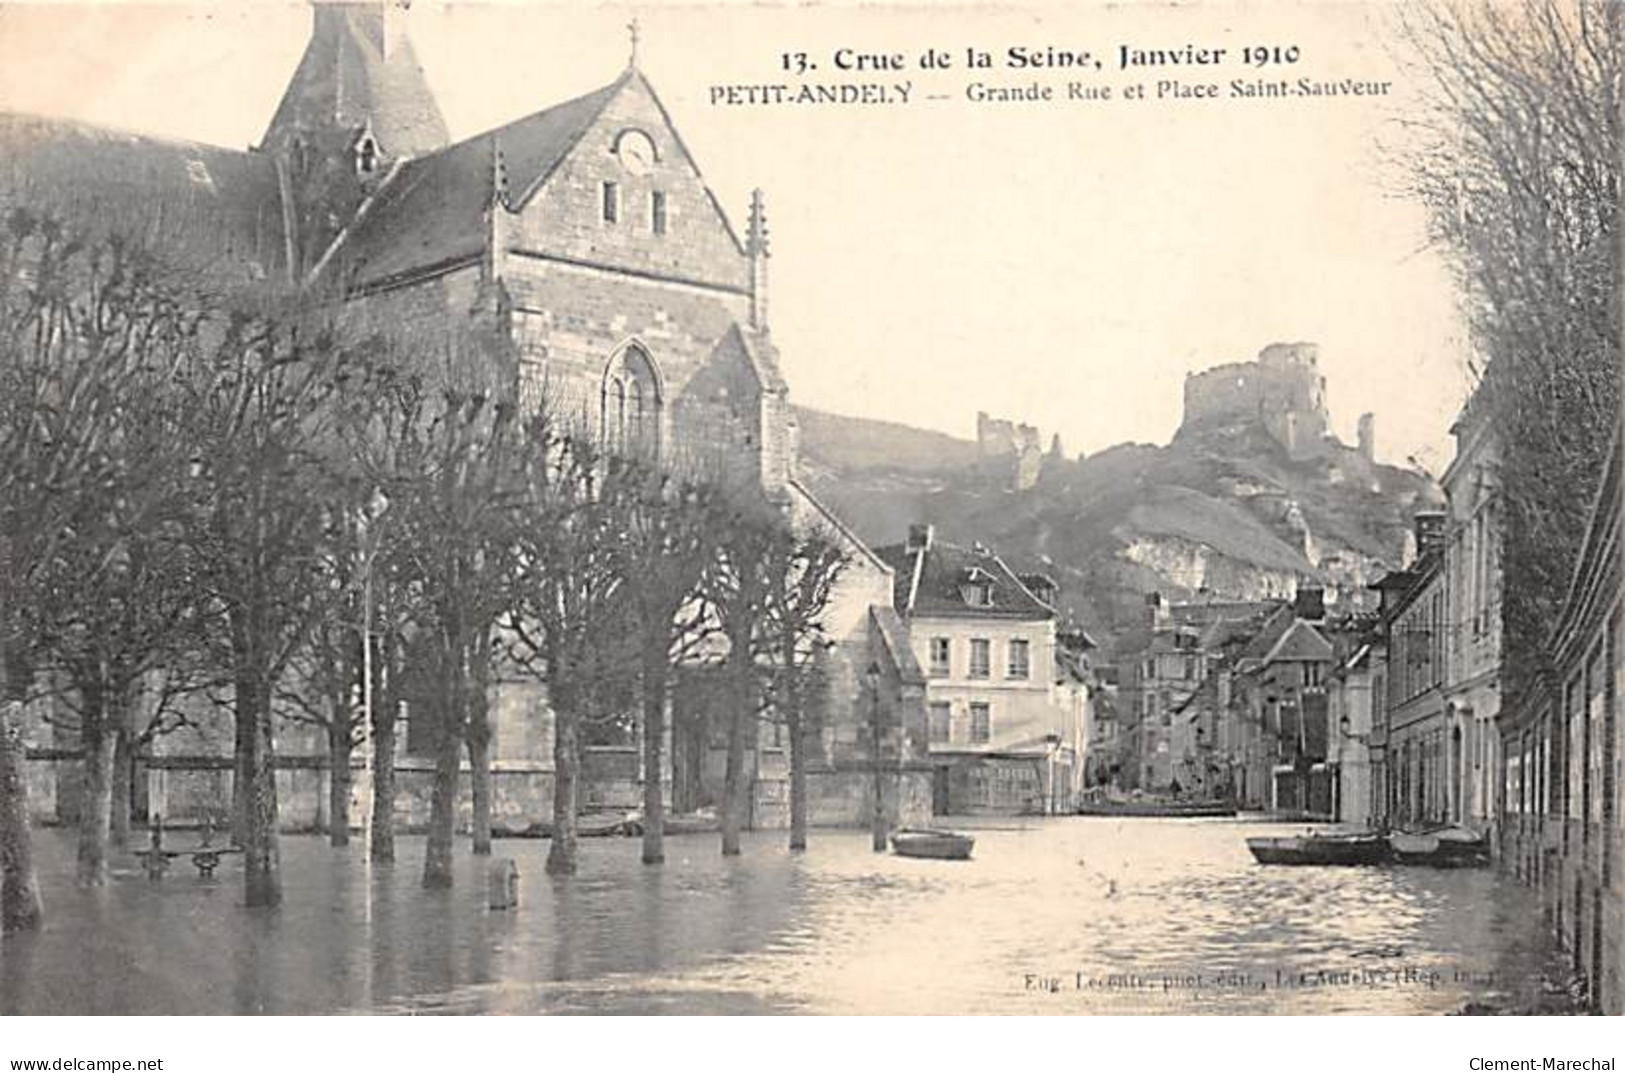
[627,16,641,68]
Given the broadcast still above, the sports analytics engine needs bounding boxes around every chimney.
[906,523,934,554]
[1413,510,1446,559]
[1293,583,1325,621]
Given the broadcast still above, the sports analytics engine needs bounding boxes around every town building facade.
[1497,423,1620,1014]
[1441,399,1503,833]
[1374,513,1449,828]
[874,525,1086,815]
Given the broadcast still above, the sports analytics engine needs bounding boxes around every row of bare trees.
[0,205,848,930]
[1395,0,1621,698]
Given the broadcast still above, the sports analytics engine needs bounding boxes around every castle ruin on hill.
[1181,342,1375,463]
[976,411,1064,491]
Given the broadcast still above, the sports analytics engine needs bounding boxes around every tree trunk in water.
[640,647,666,865]
[422,718,461,889]
[231,706,252,847]
[0,702,44,933]
[546,702,579,876]
[466,639,492,856]
[720,631,752,857]
[466,728,492,856]
[75,713,115,887]
[783,633,808,852]
[721,708,745,856]
[109,725,132,850]
[327,721,351,848]
[788,708,808,852]
[240,676,282,909]
[369,635,396,864]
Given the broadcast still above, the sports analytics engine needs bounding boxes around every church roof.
[0,112,285,284]
[261,2,448,157]
[336,76,628,290]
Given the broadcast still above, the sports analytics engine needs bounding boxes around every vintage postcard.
[0,0,1618,1021]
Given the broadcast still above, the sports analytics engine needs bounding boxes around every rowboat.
[1388,827,1490,868]
[891,828,975,860]
[1246,832,1391,866]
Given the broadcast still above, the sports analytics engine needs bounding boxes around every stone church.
[5,2,929,832]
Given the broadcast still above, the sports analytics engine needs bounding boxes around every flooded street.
[0,818,1571,1015]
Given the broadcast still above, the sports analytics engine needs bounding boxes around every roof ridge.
[0,111,256,158]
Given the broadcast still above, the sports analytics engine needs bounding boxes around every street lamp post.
[867,661,886,852]
[1043,732,1061,815]
[357,488,390,853]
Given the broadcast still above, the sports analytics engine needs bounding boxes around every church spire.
[261,2,448,159]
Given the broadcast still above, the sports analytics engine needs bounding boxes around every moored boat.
[891,828,975,860]
[1388,827,1490,868]
[1246,831,1391,866]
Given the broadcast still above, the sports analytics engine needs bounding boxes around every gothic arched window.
[601,345,661,458]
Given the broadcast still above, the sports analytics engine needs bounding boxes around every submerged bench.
[134,817,243,879]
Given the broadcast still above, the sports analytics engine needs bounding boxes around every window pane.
[970,639,990,678]
[928,703,951,743]
[1007,639,1029,679]
[652,190,667,234]
[970,703,991,743]
[602,180,619,222]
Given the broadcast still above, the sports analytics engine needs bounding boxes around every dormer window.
[961,566,996,608]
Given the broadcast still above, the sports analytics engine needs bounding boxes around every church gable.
[509,73,751,293]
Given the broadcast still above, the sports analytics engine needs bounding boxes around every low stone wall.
[804,764,931,829]
[24,750,921,834]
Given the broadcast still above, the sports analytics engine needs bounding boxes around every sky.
[0,0,1474,471]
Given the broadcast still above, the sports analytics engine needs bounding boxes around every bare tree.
[360,370,526,888]
[703,496,783,857]
[176,310,355,908]
[0,208,205,926]
[509,433,637,876]
[1395,0,1621,697]
[16,230,203,886]
[761,529,847,852]
[612,460,718,865]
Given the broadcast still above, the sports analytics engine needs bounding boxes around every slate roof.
[1261,619,1334,664]
[336,76,627,290]
[0,113,285,284]
[873,539,1054,621]
[262,4,449,157]
[1234,604,1294,667]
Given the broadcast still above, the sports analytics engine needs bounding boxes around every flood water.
[0,818,1572,1015]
